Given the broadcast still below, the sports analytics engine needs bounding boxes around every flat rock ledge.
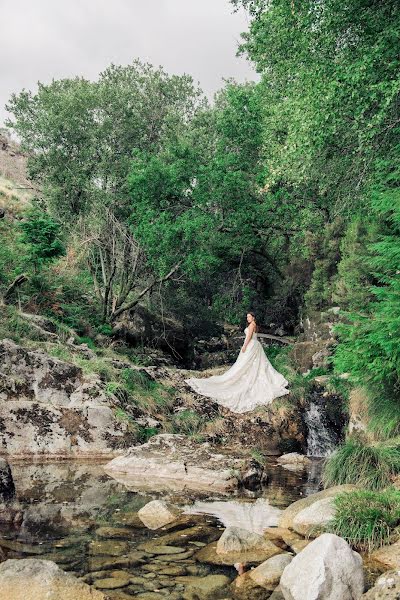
[104,434,256,493]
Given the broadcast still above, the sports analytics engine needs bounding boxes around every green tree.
[334,154,400,437]
[6,61,206,322]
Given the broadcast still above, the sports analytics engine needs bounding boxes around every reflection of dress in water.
[185,327,289,414]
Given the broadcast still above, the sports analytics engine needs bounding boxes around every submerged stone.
[184,574,231,600]
[94,576,131,589]
[195,539,282,566]
[88,539,130,556]
[95,527,133,539]
[138,544,187,555]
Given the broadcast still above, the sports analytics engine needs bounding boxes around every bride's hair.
[248,311,259,332]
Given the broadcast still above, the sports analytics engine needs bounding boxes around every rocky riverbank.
[0,458,398,600]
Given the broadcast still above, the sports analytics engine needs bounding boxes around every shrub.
[326,488,400,552]
[323,436,400,490]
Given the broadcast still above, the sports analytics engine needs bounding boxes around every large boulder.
[0,458,15,501]
[292,497,336,537]
[104,434,261,493]
[0,339,133,457]
[280,533,364,600]
[362,570,400,599]
[289,341,332,373]
[0,558,106,600]
[278,484,358,529]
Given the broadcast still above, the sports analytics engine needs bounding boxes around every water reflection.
[185,498,282,534]
[0,458,325,582]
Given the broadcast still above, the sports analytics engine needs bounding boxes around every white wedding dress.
[185,327,289,413]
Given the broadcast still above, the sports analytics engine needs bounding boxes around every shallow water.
[0,458,324,596]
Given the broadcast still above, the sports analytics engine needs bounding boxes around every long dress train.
[184,327,289,414]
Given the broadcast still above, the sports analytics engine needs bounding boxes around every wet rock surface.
[276,453,311,472]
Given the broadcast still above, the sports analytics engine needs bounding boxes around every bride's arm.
[242,322,256,352]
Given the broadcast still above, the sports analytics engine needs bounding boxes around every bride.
[185,312,289,414]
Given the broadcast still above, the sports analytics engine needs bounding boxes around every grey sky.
[1,0,258,128]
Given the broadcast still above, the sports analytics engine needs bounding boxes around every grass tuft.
[326,488,400,552]
[323,436,400,490]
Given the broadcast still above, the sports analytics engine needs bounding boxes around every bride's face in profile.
[246,313,254,324]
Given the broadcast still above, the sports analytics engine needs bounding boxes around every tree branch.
[112,261,182,320]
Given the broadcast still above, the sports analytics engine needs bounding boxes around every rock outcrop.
[104,433,260,493]
[280,533,364,600]
[157,365,306,455]
[0,339,134,457]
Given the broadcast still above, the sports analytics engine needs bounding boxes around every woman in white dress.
[185,312,289,414]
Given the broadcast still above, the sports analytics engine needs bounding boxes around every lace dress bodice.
[244,326,257,340]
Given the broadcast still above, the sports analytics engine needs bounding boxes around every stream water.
[0,458,325,597]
